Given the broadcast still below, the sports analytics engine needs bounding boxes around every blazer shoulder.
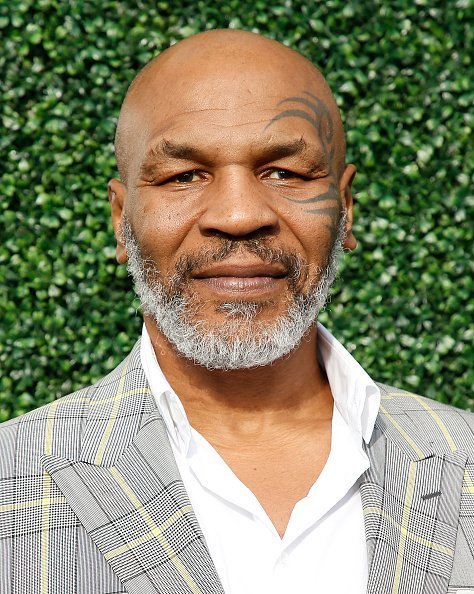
[0,383,91,431]
[376,381,474,459]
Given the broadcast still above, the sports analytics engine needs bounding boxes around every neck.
[144,316,333,442]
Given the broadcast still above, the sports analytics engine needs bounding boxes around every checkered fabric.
[362,384,474,594]
[0,343,224,594]
[1,342,474,593]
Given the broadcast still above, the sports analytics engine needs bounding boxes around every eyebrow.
[253,138,328,173]
[139,137,325,179]
[139,140,203,179]
[256,138,310,163]
[161,139,201,160]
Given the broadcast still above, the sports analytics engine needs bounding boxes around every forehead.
[136,72,328,156]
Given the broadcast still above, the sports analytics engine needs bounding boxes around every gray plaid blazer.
[1,340,474,594]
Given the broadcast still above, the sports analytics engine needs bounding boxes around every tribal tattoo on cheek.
[265,91,342,244]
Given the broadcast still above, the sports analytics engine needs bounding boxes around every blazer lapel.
[41,343,224,594]
[362,388,467,594]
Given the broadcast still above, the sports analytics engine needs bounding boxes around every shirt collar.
[316,323,380,444]
[140,322,380,453]
[140,324,192,452]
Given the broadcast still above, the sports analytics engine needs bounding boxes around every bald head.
[114,30,346,184]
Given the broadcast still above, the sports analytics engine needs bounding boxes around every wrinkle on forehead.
[115,29,345,183]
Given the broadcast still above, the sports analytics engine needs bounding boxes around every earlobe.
[339,164,357,251]
[108,178,128,264]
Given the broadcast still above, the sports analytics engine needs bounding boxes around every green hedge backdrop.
[1,0,473,420]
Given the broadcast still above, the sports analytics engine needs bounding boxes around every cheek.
[282,210,335,261]
[131,194,198,271]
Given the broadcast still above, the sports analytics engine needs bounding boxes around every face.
[109,52,356,368]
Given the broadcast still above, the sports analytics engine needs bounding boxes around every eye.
[172,170,200,183]
[267,169,304,180]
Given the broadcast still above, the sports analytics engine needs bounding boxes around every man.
[0,29,473,594]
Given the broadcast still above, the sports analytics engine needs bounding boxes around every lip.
[195,276,284,295]
[193,262,287,279]
[192,261,287,296]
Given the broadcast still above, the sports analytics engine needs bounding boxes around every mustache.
[160,239,308,294]
[121,217,312,296]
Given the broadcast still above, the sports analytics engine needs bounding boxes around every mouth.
[192,262,287,297]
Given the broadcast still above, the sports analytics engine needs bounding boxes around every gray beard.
[121,217,346,370]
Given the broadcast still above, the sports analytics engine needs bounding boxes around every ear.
[108,178,128,264]
[339,164,357,251]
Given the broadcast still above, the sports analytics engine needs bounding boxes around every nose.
[198,167,280,239]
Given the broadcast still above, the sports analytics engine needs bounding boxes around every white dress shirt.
[140,322,380,594]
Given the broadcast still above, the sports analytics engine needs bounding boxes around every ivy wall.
[1,0,472,419]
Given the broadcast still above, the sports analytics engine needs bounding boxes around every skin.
[108,30,357,537]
